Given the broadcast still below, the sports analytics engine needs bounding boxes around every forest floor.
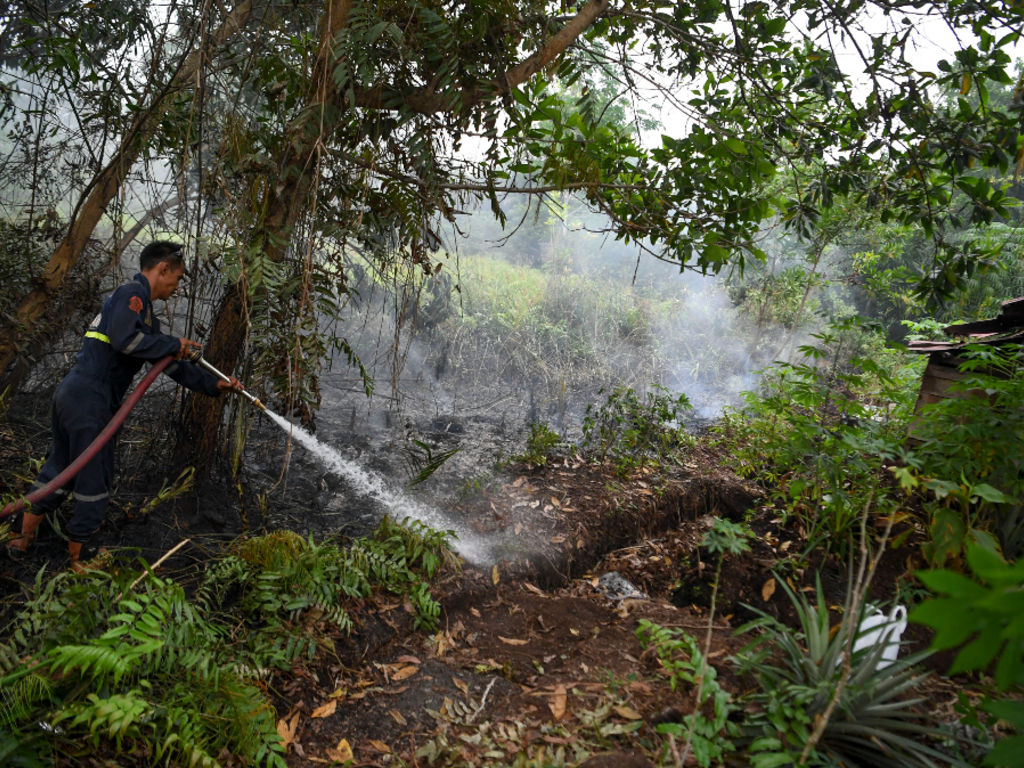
[260,449,962,768]
[0,390,966,767]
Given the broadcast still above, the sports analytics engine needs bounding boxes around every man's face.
[151,262,186,301]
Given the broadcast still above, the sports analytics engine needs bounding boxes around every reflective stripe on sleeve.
[85,331,111,344]
[123,331,146,354]
[73,491,109,503]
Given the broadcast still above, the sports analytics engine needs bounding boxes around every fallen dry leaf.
[762,578,777,602]
[492,565,500,585]
[577,539,584,549]
[523,582,545,596]
[499,636,529,646]
[453,677,470,695]
[549,535,566,544]
[551,497,561,507]
[276,711,300,749]
[389,709,407,726]
[613,705,643,720]
[392,665,419,681]
[529,500,540,509]
[311,699,337,719]
[514,523,523,535]
[328,687,346,700]
[395,655,421,665]
[369,740,392,754]
[549,684,567,720]
[326,738,354,763]
[513,477,526,488]
[470,607,481,618]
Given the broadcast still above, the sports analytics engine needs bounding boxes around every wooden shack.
[907,297,1024,439]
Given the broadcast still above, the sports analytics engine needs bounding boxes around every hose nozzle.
[187,348,266,412]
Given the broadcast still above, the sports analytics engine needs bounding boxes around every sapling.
[674,518,754,768]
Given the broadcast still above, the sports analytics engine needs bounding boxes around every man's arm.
[107,285,232,397]
[105,285,181,360]
[164,359,224,397]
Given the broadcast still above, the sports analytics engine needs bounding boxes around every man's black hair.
[140,240,185,272]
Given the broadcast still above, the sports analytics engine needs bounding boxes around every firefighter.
[6,241,242,571]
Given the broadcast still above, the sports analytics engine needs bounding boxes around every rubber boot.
[68,541,109,573]
[68,541,85,573]
[7,512,44,554]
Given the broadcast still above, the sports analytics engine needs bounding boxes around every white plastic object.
[853,604,908,670]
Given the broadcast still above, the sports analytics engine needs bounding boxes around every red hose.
[1,355,175,519]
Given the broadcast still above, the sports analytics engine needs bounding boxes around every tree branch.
[354,0,611,114]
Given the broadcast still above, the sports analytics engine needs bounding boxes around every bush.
[517,422,563,467]
[906,344,1024,565]
[581,384,692,476]
[913,544,1024,767]
[715,325,917,555]
[734,580,961,768]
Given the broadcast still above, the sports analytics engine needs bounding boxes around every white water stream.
[265,410,490,563]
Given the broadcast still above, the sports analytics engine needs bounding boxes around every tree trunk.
[176,0,352,469]
[175,282,250,468]
[0,1,255,401]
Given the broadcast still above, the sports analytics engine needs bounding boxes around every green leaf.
[973,483,1011,504]
[915,569,987,598]
[951,623,1004,674]
[725,138,748,155]
[983,733,1024,766]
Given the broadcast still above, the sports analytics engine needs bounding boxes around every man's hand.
[217,376,244,394]
[177,338,202,360]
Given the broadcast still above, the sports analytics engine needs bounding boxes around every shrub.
[715,325,916,555]
[517,422,563,467]
[636,621,738,767]
[906,343,1024,564]
[913,544,1024,767]
[0,566,286,768]
[581,384,692,476]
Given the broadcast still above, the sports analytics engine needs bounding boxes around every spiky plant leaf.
[734,578,967,768]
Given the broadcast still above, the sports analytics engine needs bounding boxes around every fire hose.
[1,351,263,520]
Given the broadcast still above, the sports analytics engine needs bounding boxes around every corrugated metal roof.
[943,296,1024,338]
[908,330,1024,355]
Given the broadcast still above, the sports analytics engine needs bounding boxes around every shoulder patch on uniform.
[129,296,144,313]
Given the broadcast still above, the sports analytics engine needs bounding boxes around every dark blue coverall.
[27,273,221,543]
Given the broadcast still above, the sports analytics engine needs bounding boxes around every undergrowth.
[0,516,456,767]
[715,324,920,556]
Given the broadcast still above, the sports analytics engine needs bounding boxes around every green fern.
[0,517,455,766]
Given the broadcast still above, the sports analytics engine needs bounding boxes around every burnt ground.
[0,384,974,767]
[259,449,969,768]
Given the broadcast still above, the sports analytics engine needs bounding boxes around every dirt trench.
[270,451,774,767]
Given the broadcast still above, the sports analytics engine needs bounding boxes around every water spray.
[186,348,266,411]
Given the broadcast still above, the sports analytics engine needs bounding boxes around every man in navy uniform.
[6,241,241,571]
